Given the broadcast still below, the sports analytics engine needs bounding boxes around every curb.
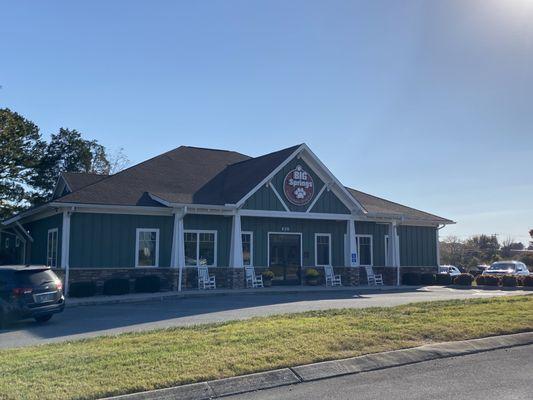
[101,331,533,400]
[66,286,404,308]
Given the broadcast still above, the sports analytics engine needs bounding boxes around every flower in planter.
[305,268,320,285]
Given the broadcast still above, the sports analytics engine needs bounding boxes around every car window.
[489,263,516,271]
[15,270,56,286]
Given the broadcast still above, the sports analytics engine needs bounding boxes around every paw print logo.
[294,187,306,199]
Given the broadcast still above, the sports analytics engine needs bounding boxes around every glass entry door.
[269,234,301,285]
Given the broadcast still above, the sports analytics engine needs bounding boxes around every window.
[135,229,159,267]
[355,235,373,266]
[184,230,217,266]
[242,232,253,266]
[315,233,331,266]
[47,228,59,267]
[5,237,9,249]
[384,235,389,265]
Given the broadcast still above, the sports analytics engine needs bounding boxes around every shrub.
[453,273,474,286]
[134,275,161,293]
[402,272,421,285]
[475,275,485,286]
[521,275,533,287]
[68,281,97,298]
[478,274,500,286]
[103,278,130,296]
[261,270,275,280]
[501,275,518,287]
[305,268,320,278]
[420,273,435,285]
[435,273,452,285]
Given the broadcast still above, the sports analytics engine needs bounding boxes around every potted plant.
[261,270,274,287]
[305,268,320,286]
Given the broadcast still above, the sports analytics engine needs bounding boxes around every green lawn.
[1,295,532,400]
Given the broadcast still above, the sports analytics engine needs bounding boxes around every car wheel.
[35,314,53,324]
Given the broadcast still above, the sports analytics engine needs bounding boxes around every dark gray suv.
[0,265,65,327]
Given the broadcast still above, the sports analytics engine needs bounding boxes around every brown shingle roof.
[346,187,453,224]
[55,146,251,206]
[51,144,452,224]
[61,172,108,192]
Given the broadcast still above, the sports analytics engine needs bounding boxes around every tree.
[107,147,130,174]
[464,234,500,263]
[529,229,533,250]
[0,109,45,219]
[29,128,111,204]
[440,236,466,266]
[500,237,524,258]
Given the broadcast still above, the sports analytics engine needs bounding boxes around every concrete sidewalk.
[102,332,533,400]
[66,285,402,307]
[66,285,531,308]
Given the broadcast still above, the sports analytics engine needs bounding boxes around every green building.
[1,144,453,294]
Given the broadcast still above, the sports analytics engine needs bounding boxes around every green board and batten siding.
[24,213,63,266]
[243,157,350,215]
[69,213,174,268]
[398,225,438,267]
[67,213,232,268]
[242,217,347,267]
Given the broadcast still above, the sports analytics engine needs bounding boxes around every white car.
[482,261,530,276]
[439,265,461,277]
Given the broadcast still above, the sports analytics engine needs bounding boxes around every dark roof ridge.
[226,143,303,168]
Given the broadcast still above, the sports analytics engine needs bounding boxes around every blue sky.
[1,0,532,244]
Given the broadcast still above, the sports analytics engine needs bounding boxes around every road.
[226,344,533,400]
[0,286,528,349]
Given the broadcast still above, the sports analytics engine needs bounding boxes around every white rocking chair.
[365,266,383,286]
[245,266,264,288]
[198,266,216,290]
[324,265,342,287]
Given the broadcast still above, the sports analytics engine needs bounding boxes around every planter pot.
[263,279,272,287]
[306,279,319,286]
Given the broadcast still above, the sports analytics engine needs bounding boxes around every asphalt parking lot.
[0,286,529,349]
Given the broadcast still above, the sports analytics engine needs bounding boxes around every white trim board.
[314,233,332,267]
[242,231,254,267]
[183,229,218,267]
[135,228,160,268]
[267,232,303,268]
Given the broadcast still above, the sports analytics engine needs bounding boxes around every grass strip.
[0,295,531,400]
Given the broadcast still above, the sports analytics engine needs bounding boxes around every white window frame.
[355,234,373,266]
[184,230,218,267]
[242,231,254,267]
[47,228,59,268]
[315,233,332,266]
[385,234,400,266]
[135,228,160,268]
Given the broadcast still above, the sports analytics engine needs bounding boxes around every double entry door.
[268,233,301,285]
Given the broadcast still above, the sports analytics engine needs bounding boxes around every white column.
[230,212,243,268]
[177,213,185,292]
[390,222,400,286]
[61,210,72,296]
[170,211,180,268]
[347,219,358,267]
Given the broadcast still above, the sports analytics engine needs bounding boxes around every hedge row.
[402,272,533,288]
[69,275,162,298]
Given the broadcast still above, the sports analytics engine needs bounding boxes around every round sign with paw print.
[283,165,315,206]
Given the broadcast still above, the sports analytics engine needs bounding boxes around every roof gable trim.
[234,144,366,214]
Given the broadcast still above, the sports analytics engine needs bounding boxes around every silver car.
[439,265,461,277]
[482,261,530,276]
